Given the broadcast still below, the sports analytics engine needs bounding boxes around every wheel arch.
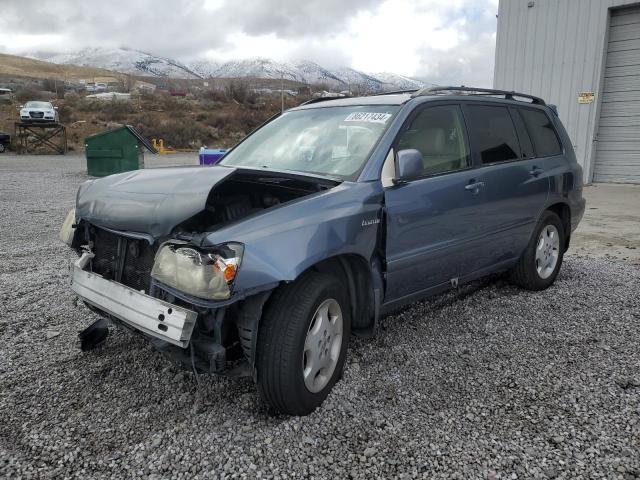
[304,253,378,334]
[546,202,571,251]
[233,253,380,374]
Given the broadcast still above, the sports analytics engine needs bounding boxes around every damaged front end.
[63,166,343,375]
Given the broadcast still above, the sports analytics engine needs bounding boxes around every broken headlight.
[150,243,243,300]
[59,208,76,245]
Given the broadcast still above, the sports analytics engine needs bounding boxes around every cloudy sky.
[0,0,499,85]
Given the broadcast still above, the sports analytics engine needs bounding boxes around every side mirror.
[394,149,423,183]
[54,106,58,110]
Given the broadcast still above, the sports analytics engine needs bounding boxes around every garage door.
[594,6,640,183]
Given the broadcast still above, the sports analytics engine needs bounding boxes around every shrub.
[15,89,43,103]
[63,92,80,107]
[42,78,57,93]
[225,81,250,104]
[157,94,190,112]
[57,105,75,124]
[134,115,218,149]
[78,99,137,121]
[201,88,227,102]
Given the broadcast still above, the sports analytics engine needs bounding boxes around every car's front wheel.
[510,210,565,290]
[256,271,350,415]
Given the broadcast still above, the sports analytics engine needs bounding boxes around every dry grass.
[0,53,127,81]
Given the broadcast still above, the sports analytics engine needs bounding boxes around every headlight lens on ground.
[59,208,76,245]
[151,243,243,300]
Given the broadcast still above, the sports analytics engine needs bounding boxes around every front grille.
[92,228,120,281]
[91,227,156,292]
[121,238,156,292]
[29,111,44,118]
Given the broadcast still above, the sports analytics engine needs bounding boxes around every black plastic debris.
[79,318,110,351]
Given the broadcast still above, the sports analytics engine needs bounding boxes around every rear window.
[465,105,521,164]
[519,108,563,157]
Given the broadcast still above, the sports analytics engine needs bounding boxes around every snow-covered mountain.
[329,67,391,92]
[25,47,427,91]
[370,72,430,91]
[292,60,345,87]
[186,59,221,78]
[28,47,202,79]
[212,58,306,83]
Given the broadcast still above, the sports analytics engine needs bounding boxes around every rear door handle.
[464,181,485,193]
[529,166,544,177]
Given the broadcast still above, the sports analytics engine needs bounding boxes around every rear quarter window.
[519,108,563,157]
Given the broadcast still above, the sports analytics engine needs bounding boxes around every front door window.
[397,105,470,176]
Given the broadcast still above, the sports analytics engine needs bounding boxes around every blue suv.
[62,87,586,415]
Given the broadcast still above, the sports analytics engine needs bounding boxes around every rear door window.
[509,107,535,159]
[519,108,563,157]
[465,105,521,164]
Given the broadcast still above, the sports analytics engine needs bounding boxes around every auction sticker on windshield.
[344,112,392,124]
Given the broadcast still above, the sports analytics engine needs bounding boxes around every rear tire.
[256,271,350,415]
[510,210,565,291]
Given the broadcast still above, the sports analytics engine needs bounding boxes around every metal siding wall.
[494,0,639,182]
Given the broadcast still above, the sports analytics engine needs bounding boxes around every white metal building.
[494,0,640,184]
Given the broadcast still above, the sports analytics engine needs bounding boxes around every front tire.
[256,272,350,415]
[510,210,565,291]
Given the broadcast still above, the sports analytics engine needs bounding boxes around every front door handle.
[529,166,544,177]
[464,181,485,193]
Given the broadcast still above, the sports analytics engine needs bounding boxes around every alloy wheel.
[302,298,343,393]
[535,224,560,279]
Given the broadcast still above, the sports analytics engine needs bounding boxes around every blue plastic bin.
[199,148,227,165]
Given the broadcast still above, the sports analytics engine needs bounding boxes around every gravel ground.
[1,155,639,479]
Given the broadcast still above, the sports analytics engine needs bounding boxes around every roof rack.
[300,96,351,106]
[411,86,546,105]
[371,89,420,96]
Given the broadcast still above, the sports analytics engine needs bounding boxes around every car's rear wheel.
[256,271,350,415]
[510,210,565,290]
[0,143,5,153]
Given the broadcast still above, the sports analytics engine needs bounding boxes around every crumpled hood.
[76,166,236,238]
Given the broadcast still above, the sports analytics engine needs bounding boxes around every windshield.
[25,102,52,109]
[220,105,400,179]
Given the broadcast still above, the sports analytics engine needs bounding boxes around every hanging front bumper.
[71,252,197,348]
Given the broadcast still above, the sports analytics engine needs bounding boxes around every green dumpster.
[85,125,157,177]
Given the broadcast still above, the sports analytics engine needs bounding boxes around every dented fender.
[200,181,385,294]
